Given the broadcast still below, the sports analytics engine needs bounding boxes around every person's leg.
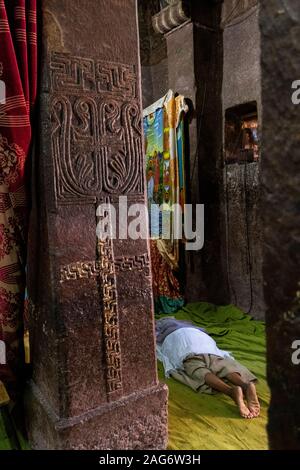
[204,372,253,419]
[226,372,260,417]
[204,372,232,395]
[226,372,248,390]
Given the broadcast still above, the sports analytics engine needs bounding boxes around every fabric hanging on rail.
[0,0,37,398]
[143,90,188,313]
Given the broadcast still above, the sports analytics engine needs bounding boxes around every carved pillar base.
[26,382,168,450]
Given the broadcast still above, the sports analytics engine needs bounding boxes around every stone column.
[152,0,228,304]
[260,0,300,449]
[25,0,168,450]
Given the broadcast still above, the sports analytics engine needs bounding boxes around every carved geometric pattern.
[97,238,123,398]
[50,52,136,98]
[60,261,100,283]
[114,254,150,275]
[59,254,150,283]
[50,52,144,205]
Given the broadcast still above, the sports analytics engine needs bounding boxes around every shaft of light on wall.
[0,80,6,104]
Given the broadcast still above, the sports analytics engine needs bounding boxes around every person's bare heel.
[231,386,253,419]
[245,382,260,417]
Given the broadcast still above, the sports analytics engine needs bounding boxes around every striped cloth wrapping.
[0,0,37,399]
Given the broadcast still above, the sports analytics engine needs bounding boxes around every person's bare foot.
[245,382,260,417]
[231,386,253,419]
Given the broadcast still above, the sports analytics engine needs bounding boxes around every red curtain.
[0,0,37,397]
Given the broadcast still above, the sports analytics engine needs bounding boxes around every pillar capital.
[152,0,191,35]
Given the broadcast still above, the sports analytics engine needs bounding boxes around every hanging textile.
[149,239,184,314]
[0,0,37,398]
[143,90,188,313]
[175,94,187,211]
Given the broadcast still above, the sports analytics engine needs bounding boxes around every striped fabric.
[0,0,37,399]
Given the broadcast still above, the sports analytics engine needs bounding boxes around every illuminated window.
[225,102,259,164]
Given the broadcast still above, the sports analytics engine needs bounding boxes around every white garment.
[156,327,233,377]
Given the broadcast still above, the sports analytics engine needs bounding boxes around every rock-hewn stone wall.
[260,0,300,449]
[138,0,168,107]
[222,1,264,318]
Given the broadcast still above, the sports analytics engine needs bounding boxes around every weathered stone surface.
[26,0,168,450]
[222,0,258,25]
[138,0,168,108]
[222,3,261,114]
[221,2,264,319]
[26,382,168,450]
[260,0,300,449]
[223,163,265,318]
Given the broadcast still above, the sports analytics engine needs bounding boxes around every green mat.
[0,302,269,450]
[156,302,270,450]
[0,406,29,450]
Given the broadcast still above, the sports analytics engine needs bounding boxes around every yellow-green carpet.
[0,302,269,450]
[156,302,270,450]
[0,406,29,450]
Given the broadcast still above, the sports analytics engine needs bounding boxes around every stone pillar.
[25,0,168,450]
[222,2,265,319]
[152,0,228,304]
[138,0,168,108]
[260,0,300,449]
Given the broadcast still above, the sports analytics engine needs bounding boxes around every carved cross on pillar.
[50,52,143,204]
